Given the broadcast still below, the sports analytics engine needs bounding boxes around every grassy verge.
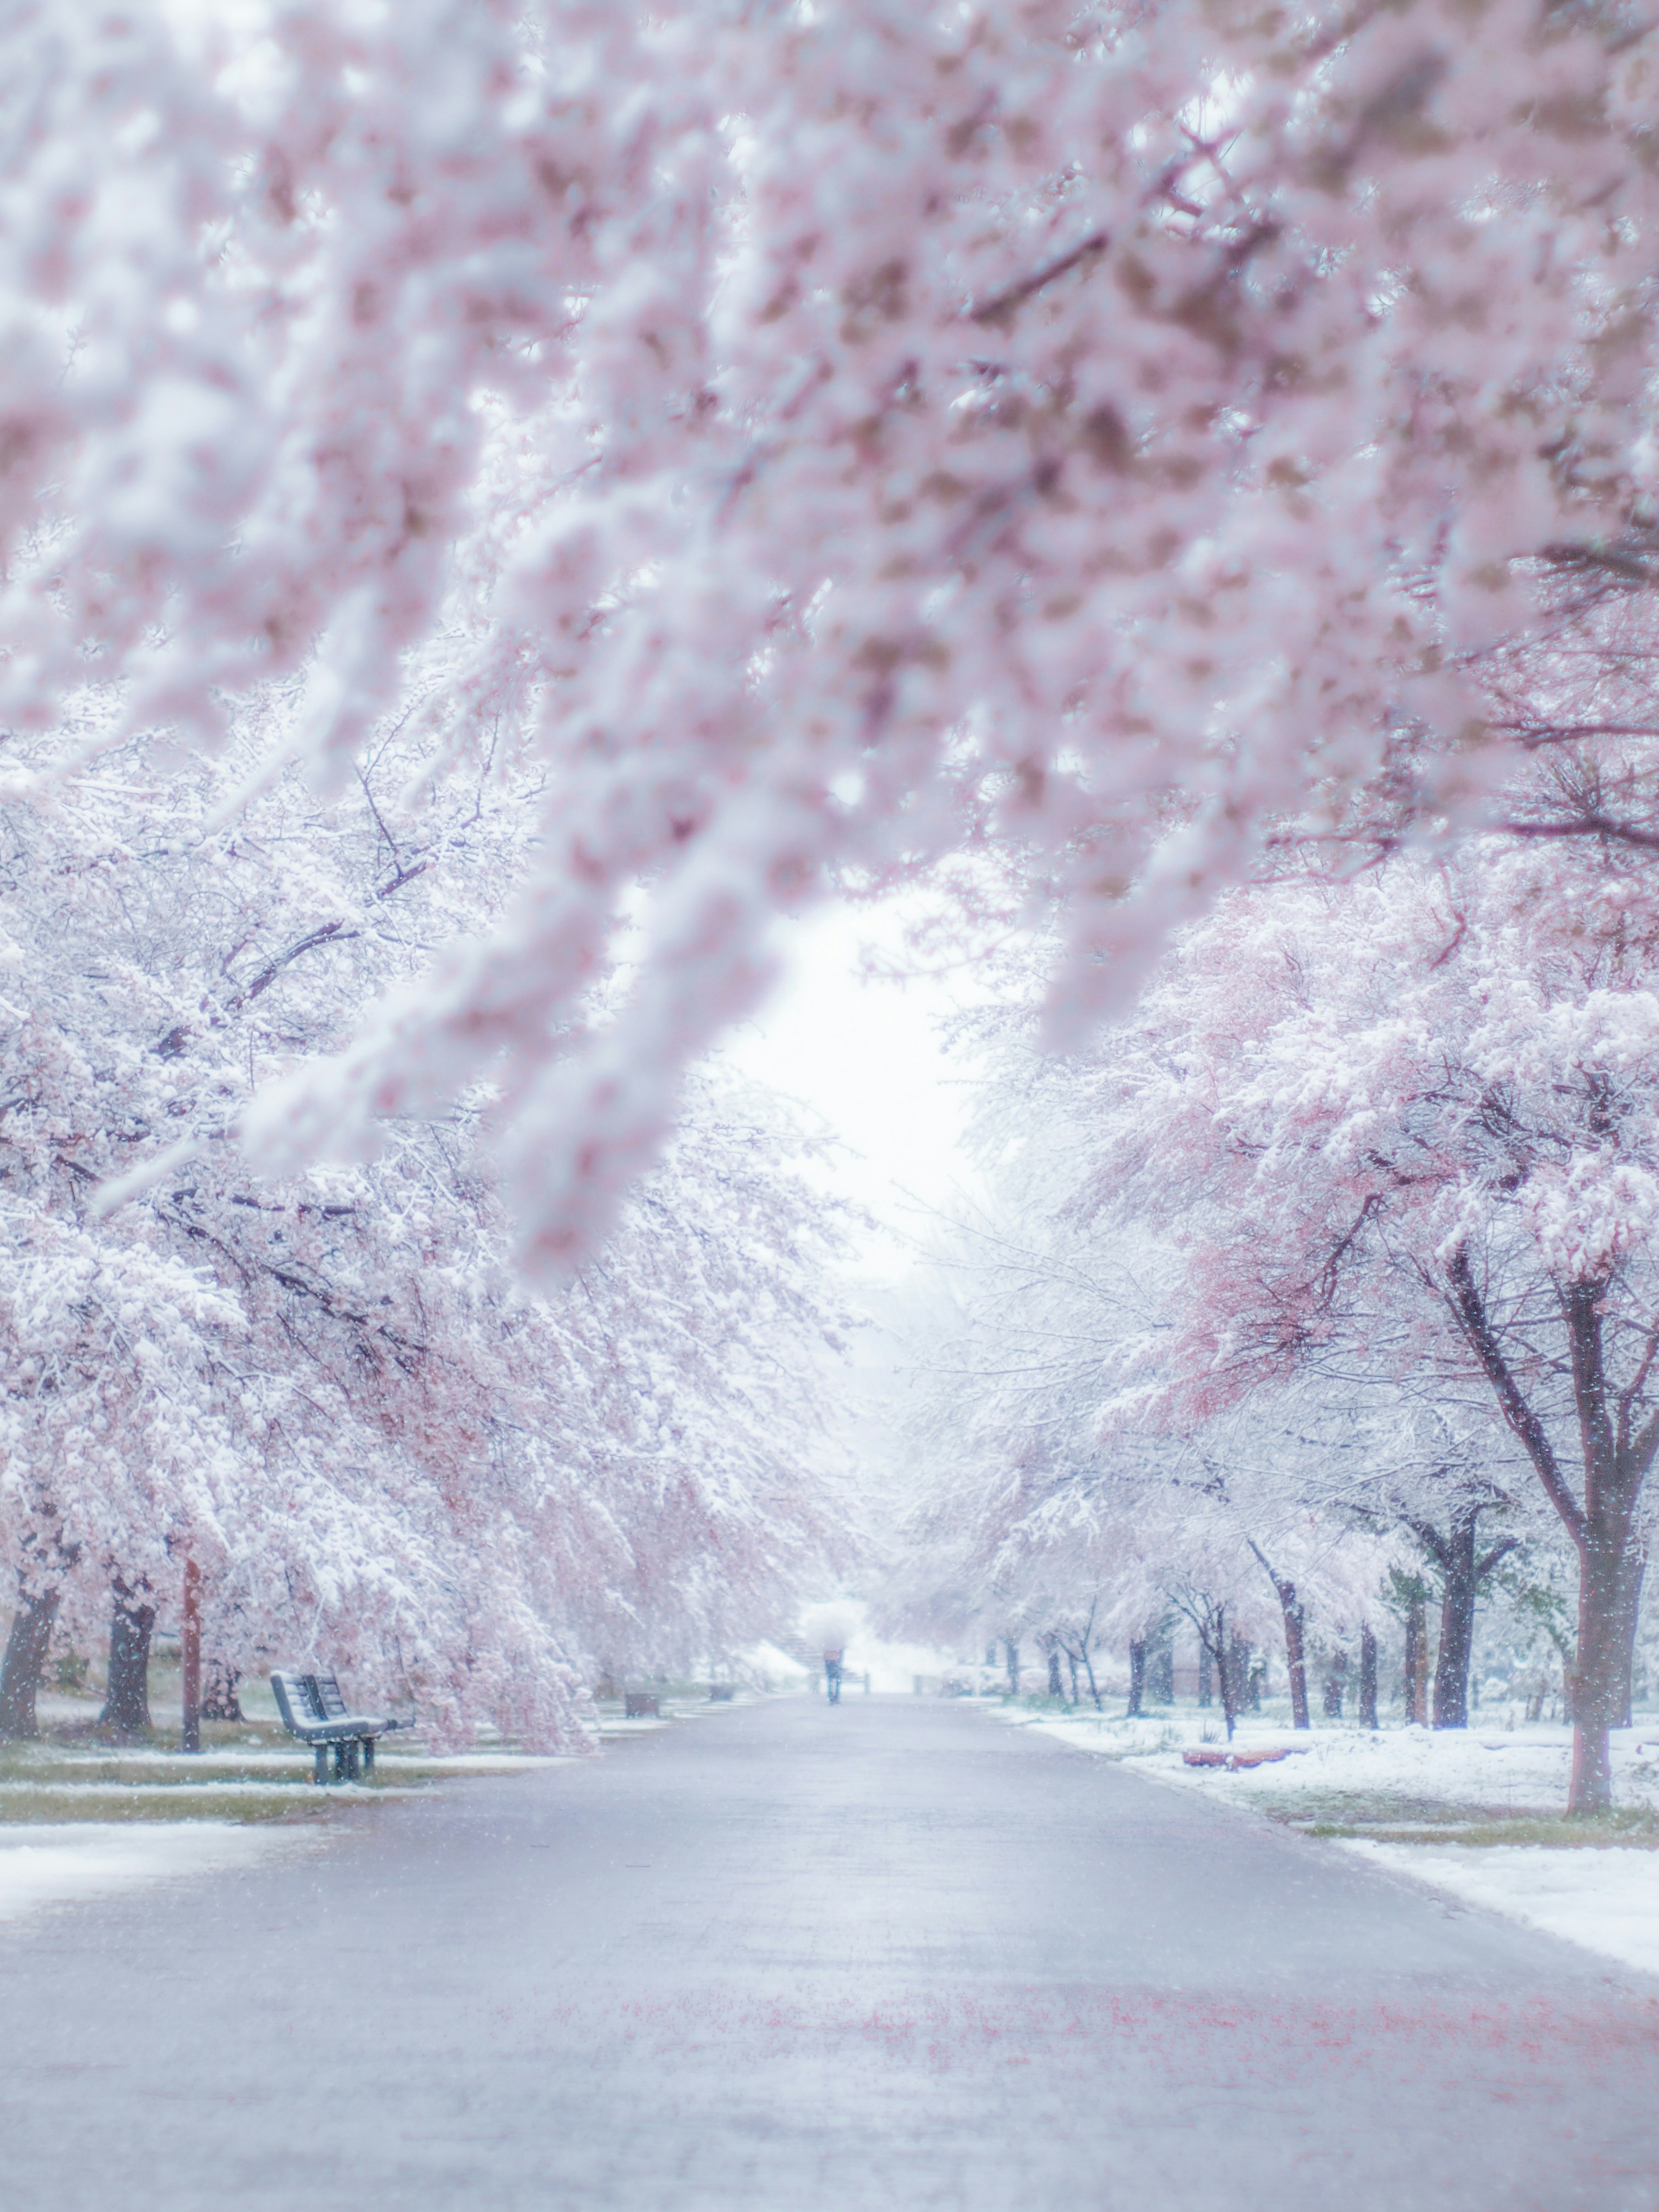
[1252,1789,1659,1849]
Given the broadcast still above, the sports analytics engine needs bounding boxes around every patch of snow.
[1341,1840,1659,1979]
[0,1821,324,1926]
[1009,1709,1659,1816]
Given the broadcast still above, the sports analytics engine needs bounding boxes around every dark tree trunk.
[1405,1507,1519,1732]
[1359,1627,1379,1730]
[1197,1643,1213,1708]
[200,1660,243,1722]
[1443,1249,1651,1816]
[1080,1645,1103,1711]
[1232,1632,1258,1711]
[0,1589,59,1739]
[100,1588,156,1741]
[1433,1516,1480,1729]
[1004,1641,1020,1697]
[1126,1637,1146,1718]
[1281,1591,1310,1727]
[1249,1546,1309,1729]
[1065,1649,1080,1706]
[1404,1595,1429,1724]
[1322,1653,1346,1719]
[1214,1610,1240,1740]
[1046,1646,1063,1699]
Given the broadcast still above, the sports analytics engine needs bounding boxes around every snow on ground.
[1341,1840,1659,1977]
[0,1821,326,1924]
[1008,1705,1659,1814]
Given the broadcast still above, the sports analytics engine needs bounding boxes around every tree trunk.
[1004,1640,1020,1697]
[1080,1646,1102,1712]
[1433,1516,1481,1729]
[1359,1626,1379,1730]
[201,1660,243,1722]
[1065,1649,1080,1706]
[1570,1535,1630,1815]
[100,1588,156,1741]
[1214,1611,1239,1740]
[0,1589,59,1740]
[1232,1632,1258,1711]
[1197,1644,1213,1708]
[1126,1637,1146,1718]
[1404,1595,1429,1724]
[1046,1646,1063,1699]
[1278,1583,1310,1729]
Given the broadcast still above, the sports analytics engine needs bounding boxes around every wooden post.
[180,1559,202,1756]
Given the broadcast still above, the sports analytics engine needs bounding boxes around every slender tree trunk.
[1570,1534,1630,1815]
[100,1587,156,1741]
[1214,1611,1239,1740]
[1127,1637,1146,1718]
[1322,1654,1346,1718]
[1081,1646,1102,1712]
[180,1559,202,1756]
[1197,1644,1213,1708]
[1005,1641,1020,1697]
[0,1589,59,1740]
[1232,1632,1258,1711]
[1433,1517,1481,1729]
[1046,1646,1063,1699]
[1359,1627,1379,1731]
[1248,1545,1309,1729]
[1065,1649,1080,1707]
[1404,1596,1429,1724]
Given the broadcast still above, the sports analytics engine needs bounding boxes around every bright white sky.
[718,900,983,1271]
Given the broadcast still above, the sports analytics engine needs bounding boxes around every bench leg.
[314,1745,328,1786]
[342,1740,361,1783]
[362,1738,375,1780]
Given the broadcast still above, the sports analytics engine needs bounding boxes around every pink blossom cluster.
[3,0,1656,1260]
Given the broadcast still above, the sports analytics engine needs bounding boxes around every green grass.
[0,1789,346,1825]
[1256,1789,1659,1849]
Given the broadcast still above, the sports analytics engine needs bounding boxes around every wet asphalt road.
[3,1694,1658,2211]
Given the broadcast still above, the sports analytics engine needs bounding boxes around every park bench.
[270,1670,396,1783]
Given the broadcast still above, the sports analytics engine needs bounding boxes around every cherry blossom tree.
[1068,821,1659,1810]
[3,0,1658,1262]
[0,729,856,1745]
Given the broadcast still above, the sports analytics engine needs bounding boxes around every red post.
[181,1559,202,1756]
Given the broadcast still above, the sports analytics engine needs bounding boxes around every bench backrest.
[271,1671,353,1729]
[270,1670,324,1730]
[307,1673,348,1719]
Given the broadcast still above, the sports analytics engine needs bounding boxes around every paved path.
[3,1697,1657,2211]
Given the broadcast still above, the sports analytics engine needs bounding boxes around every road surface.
[2,1696,1656,2210]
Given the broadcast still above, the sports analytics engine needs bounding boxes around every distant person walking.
[823,1648,844,1705]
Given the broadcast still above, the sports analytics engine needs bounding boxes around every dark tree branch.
[1443,1243,1585,1545]
[970,232,1109,327]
